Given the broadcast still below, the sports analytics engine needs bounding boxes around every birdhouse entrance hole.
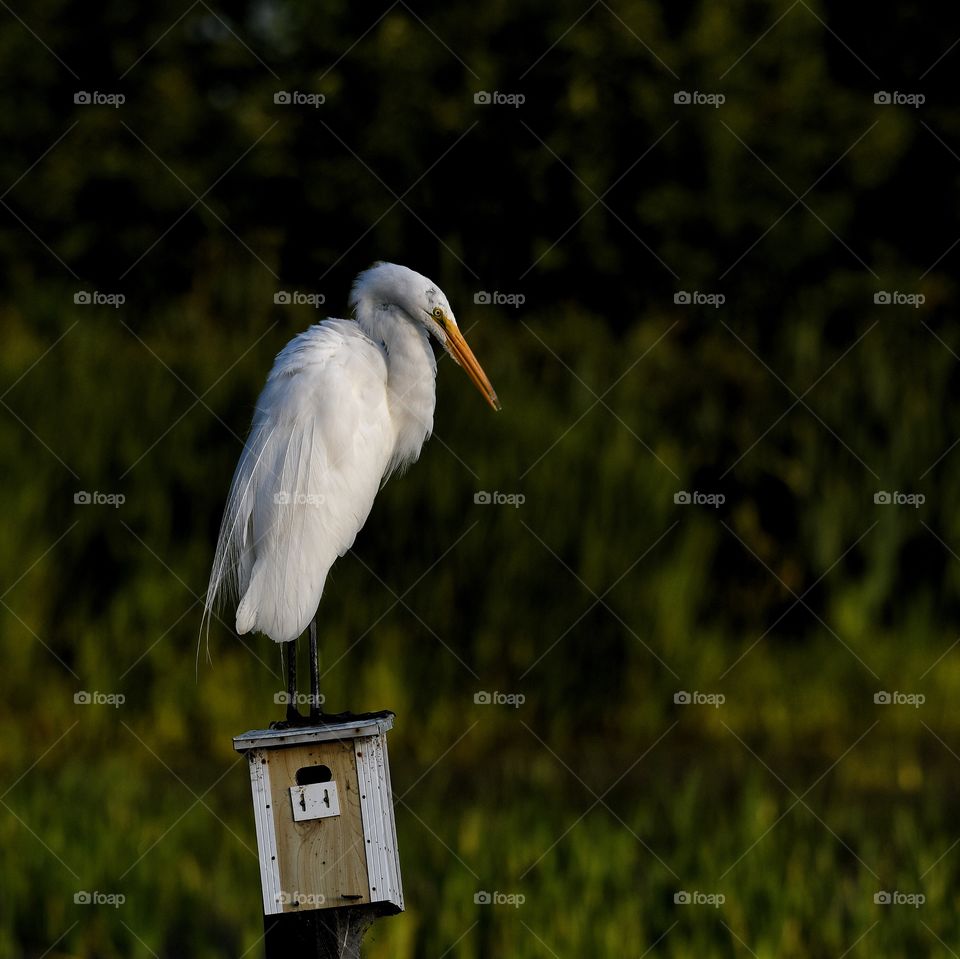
[295,763,333,785]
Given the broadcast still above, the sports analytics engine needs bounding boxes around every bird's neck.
[357,304,437,472]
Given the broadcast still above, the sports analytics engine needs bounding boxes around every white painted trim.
[381,733,404,910]
[355,734,404,910]
[248,749,283,915]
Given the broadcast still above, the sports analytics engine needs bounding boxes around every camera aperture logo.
[474,690,525,708]
[474,490,525,508]
[274,291,325,308]
[874,490,924,508]
[874,290,924,308]
[279,890,326,907]
[874,91,924,108]
[74,490,125,508]
[674,290,725,308]
[75,890,125,907]
[674,490,725,508]
[274,491,325,506]
[474,91,525,108]
[74,91,125,108]
[674,690,725,708]
[874,690,924,708]
[874,890,924,908]
[75,690,125,708]
[674,91,725,108]
[74,291,125,308]
[274,691,325,707]
[274,91,325,108]
[474,890,525,907]
[474,291,525,308]
[674,890,725,907]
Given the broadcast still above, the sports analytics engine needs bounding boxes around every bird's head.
[351,261,501,411]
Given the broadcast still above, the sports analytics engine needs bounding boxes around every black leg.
[286,638,300,723]
[309,617,321,723]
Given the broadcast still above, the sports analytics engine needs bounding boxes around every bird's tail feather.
[199,421,278,660]
[202,409,337,648]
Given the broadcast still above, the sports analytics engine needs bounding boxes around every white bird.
[204,262,500,722]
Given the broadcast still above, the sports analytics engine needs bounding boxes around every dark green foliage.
[2,1,960,955]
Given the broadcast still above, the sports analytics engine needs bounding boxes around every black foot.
[270,706,337,730]
[269,708,395,731]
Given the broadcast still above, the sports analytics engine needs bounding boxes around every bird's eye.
[432,307,443,320]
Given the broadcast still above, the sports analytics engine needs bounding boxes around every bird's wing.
[204,319,393,644]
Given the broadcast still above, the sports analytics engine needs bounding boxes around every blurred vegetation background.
[2,0,960,956]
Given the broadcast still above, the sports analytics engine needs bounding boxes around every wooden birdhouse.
[233,711,403,916]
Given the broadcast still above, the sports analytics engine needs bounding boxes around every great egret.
[204,262,500,723]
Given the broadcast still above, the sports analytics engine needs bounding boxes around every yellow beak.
[444,323,501,411]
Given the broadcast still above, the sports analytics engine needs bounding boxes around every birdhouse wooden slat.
[234,712,403,916]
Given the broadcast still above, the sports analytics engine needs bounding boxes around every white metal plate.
[289,781,341,822]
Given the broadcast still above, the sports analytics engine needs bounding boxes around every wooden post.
[233,712,403,959]
[263,903,388,958]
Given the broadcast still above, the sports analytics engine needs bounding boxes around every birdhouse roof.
[233,710,395,752]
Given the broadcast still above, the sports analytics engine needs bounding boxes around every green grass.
[3,275,960,957]
[4,644,960,957]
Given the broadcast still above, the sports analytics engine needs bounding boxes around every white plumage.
[204,262,499,646]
